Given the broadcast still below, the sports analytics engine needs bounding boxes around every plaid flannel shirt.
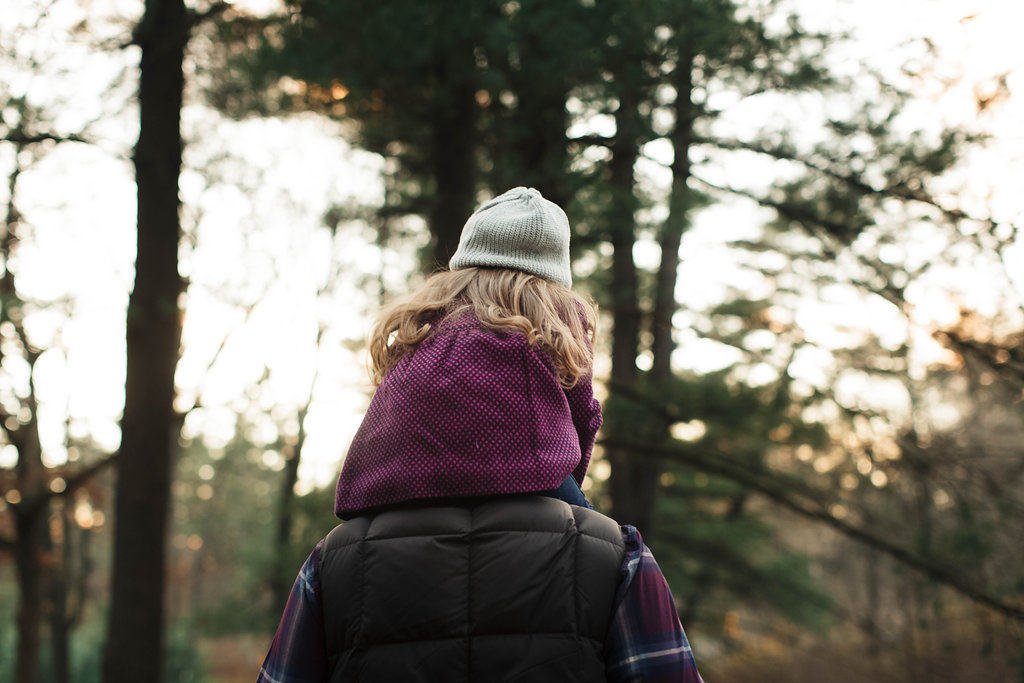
[258,524,703,683]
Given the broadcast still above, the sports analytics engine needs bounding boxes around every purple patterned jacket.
[334,313,602,518]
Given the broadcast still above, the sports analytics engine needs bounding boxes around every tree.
[1,115,82,683]
[242,0,492,267]
[0,11,124,678]
[209,0,1024,657]
[102,0,189,679]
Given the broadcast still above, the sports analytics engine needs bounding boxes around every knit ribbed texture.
[449,186,573,288]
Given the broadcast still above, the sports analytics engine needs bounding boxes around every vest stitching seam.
[320,529,335,672]
[573,507,584,661]
[466,508,473,683]
[336,632,607,647]
[324,529,623,549]
[355,524,366,670]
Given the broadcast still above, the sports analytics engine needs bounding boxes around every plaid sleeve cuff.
[607,527,704,683]
[257,541,328,683]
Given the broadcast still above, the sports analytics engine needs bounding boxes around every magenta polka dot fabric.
[334,314,602,519]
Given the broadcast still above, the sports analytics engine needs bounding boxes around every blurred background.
[2,0,1023,680]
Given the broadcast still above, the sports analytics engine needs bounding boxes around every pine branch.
[604,437,1024,622]
[698,135,1021,240]
[692,173,910,310]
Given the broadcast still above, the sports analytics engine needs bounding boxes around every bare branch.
[0,404,22,449]
[188,1,234,27]
[568,134,615,148]
[176,298,258,416]
[55,453,119,499]
[1,131,89,146]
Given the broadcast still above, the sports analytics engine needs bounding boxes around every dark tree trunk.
[607,87,641,390]
[48,503,71,683]
[270,403,309,613]
[864,547,882,660]
[5,156,53,683]
[13,503,45,683]
[507,24,571,210]
[486,10,571,211]
[605,81,645,528]
[633,31,697,541]
[428,85,477,269]
[651,35,695,381]
[515,85,571,210]
[103,1,187,680]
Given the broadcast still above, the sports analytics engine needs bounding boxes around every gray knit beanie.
[449,187,572,288]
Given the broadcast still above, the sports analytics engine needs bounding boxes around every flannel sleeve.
[257,541,328,683]
[606,526,704,683]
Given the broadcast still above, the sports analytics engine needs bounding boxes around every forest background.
[1,0,1023,681]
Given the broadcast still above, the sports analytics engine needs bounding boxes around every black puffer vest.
[319,496,626,682]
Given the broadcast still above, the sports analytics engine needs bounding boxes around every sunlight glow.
[1,0,1020,491]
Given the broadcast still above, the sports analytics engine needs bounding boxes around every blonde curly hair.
[368,268,597,389]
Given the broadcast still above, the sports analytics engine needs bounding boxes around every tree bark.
[49,502,71,683]
[5,145,54,683]
[632,25,698,541]
[514,84,571,210]
[270,403,308,614]
[509,28,571,211]
[651,31,695,381]
[428,84,477,268]
[13,504,45,683]
[103,0,187,680]
[9,404,46,683]
[605,79,645,528]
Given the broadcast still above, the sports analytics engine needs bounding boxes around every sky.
[1,0,1022,492]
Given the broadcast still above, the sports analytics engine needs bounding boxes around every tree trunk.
[103,1,187,680]
[635,27,697,541]
[515,85,571,210]
[508,26,571,211]
[13,504,45,683]
[605,80,644,528]
[5,155,53,683]
[270,403,308,613]
[49,502,71,683]
[651,32,695,381]
[428,85,477,269]
[864,547,882,660]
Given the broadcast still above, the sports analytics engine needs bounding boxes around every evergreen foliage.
[191,0,1024,658]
